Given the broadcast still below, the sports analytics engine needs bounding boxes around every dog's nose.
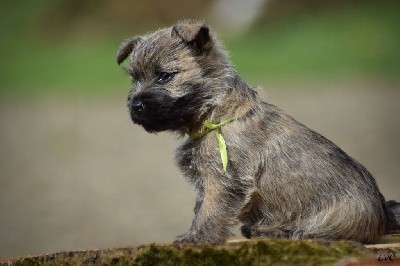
[131,100,145,116]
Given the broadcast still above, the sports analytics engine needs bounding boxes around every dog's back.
[235,102,387,243]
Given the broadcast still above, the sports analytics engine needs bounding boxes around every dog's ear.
[117,36,142,65]
[172,21,211,54]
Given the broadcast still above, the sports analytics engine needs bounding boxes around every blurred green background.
[0,0,399,258]
[1,0,399,96]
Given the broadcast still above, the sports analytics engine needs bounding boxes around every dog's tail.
[385,200,400,233]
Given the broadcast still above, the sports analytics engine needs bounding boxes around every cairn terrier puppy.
[117,20,399,244]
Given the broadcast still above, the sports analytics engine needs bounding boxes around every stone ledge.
[1,235,399,266]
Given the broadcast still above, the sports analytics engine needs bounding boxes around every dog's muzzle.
[128,91,178,132]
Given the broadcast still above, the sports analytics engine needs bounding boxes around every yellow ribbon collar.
[190,118,235,173]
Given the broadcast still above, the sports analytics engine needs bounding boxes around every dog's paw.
[241,225,290,239]
[173,231,225,246]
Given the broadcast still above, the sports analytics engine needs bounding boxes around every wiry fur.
[117,20,400,244]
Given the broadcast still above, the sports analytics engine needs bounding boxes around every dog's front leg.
[175,175,251,244]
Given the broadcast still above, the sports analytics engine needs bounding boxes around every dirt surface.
[0,82,399,258]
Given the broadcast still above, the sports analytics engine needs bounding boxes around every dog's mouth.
[129,109,166,133]
[128,97,181,133]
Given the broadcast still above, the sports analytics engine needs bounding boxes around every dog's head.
[117,21,230,133]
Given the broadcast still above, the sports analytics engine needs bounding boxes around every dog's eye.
[156,72,174,84]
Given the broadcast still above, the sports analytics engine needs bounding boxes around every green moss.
[14,257,43,266]
[132,244,179,266]
[8,239,372,266]
[127,239,369,266]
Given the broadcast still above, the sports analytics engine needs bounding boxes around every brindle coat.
[117,20,400,244]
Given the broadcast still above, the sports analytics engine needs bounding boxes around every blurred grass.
[0,41,128,96]
[227,3,400,84]
[0,1,399,97]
